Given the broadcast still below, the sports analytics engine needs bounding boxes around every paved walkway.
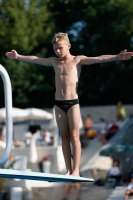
[106,186,132,200]
[80,137,112,178]
[80,137,102,167]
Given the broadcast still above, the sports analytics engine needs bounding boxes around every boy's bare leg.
[55,106,72,175]
[67,104,81,176]
[125,190,130,200]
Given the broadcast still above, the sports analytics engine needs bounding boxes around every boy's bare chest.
[54,61,79,75]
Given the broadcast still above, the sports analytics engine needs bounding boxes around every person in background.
[83,114,93,139]
[0,123,6,149]
[99,118,107,145]
[0,132,6,149]
[0,122,6,142]
[42,128,51,145]
[13,139,22,147]
[106,121,119,141]
[125,176,133,200]
[80,114,93,148]
[116,101,126,121]
[24,132,32,146]
[108,159,121,187]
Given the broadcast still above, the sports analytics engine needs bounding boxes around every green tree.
[0,0,133,108]
[0,0,55,108]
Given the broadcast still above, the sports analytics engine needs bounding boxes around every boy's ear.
[68,43,71,49]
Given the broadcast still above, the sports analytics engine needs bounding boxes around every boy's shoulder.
[75,55,89,62]
[75,55,86,58]
[50,57,57,60]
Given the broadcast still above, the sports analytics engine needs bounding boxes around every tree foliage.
[0,0,55,107]
[0,0,133,108]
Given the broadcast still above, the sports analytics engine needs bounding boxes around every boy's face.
[113,161,118,167]
[53,40,71,58]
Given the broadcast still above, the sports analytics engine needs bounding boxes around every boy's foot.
[65,172,71,176]
[70,172,80,177]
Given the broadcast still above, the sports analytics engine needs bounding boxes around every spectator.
[42,128,51,145]
[106,121,119,141]
[0,134,6,149]
[24,132,32,146]
[106,121,112,130]
[0,132,5,142]
[80,115,93,148]
[99,118,107,145]
[116,101,126,121]
[0,123,6,149]
[108,159,121,187]
[0,122,6,142]
[83,114,93,138]
[61,182,81,200]
[125,176,133,200]
[13,139,25,148]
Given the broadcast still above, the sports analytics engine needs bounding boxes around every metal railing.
[0,64,13,165]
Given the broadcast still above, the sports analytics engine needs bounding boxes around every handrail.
[0,64,13,165]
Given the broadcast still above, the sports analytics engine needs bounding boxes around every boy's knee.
[71,138,78,146]
[126,190,130,195]
[70,129,79,137]
[61,131,70,140]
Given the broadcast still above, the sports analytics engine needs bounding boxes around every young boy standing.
[6,32,133,177]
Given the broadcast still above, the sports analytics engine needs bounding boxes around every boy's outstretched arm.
[80,49,133,65]
[5,50,53,66]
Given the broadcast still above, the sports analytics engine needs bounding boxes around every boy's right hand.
[5,50,18,60]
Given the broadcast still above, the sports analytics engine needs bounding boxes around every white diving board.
[0,169,94,183]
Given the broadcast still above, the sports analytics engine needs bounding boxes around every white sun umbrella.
[48,107,57,130]
[0,107,28,122]
[28,133,39,171]
[28,134,38,163]
[24,108,53,121]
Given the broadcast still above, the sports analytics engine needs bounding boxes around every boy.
[6,32,133,177]
[125,176,133,200]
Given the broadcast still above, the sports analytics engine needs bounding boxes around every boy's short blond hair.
[52,32,70,44]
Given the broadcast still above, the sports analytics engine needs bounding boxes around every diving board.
[0,169,94,182]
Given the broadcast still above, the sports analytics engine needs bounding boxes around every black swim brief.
[54,99,79,113]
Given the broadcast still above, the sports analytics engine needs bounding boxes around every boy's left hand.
[118,49,133,60]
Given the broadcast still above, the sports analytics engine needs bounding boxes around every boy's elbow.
[34,57,43,65]
[97,57,102,63]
